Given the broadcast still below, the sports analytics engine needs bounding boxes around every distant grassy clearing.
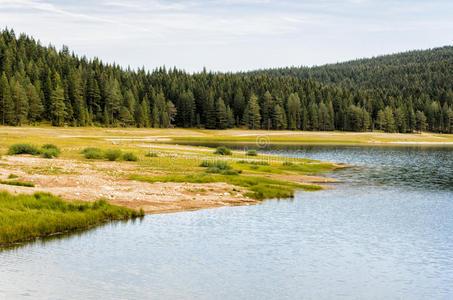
[0,191,144,246]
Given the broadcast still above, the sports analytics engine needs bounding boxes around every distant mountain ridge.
[246,46,453,92]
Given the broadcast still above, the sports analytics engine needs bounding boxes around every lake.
[1,145,452,299]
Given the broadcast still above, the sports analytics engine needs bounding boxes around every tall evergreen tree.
[244,94,261,129]
[0,72,13,125]
[50,74,66,126]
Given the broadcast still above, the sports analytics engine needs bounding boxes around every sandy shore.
[0,155,334,214]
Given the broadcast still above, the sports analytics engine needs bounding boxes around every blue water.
[1,145,452,299]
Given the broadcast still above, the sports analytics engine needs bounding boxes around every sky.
[1,0,452,72]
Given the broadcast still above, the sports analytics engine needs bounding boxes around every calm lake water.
[1,145,453,299]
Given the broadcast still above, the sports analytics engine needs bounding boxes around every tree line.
[1,29,452,133]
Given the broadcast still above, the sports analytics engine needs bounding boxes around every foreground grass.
[0,191,144,245]
[130,173,321,200]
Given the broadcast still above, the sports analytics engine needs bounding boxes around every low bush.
[145,152,158,157]
[246,150,258,156]
[220,169,242,175]
[8,174,18,179]
[214,146,232,155]
[41,144,60,153]
[8,144,40,155]
[283,161,294,166]
[81,147,104,159]
[41,148,59,158]
[200,160,232,170]
[123,152,138,161]
[104,149,122,161]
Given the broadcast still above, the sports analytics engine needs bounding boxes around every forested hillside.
[1,29,452,133]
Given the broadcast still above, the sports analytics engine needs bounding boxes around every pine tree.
[215,97,227,129]
[244,94,261,129]
[383,106,396,132]
[119,106,133,126]
[415,110,427,133]
[261,91,273,130]
[167,100,177,127]
[273,104,287,130]
[226,105,235,128]
[26,83,43,124]
[11,79,28,126]
[0,72,14,125]
[205,92,216,129]
[50,74,66,126]
[287,93,301,130]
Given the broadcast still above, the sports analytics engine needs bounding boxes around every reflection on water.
[0,145,452,299]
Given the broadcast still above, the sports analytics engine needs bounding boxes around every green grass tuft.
[214,146,232,155]
[81,147,104,159]
[104,149,123,161]
[0,180,35,187]
[246,150,258,156]
[0,191,144,245]
[123,152,138,161]
[8,144,40,155]
[145,152,158,157]
[8,174,19,179]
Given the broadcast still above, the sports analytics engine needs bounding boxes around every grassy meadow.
[0,191,143,245]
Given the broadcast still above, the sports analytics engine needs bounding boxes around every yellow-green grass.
[1,126,453,151]
[0,191,144,246]
[0,180,35,187]
[130,173,321,200]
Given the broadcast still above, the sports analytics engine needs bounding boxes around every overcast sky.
[1,0,452,72]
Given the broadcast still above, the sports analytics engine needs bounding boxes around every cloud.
[0,0,452,72]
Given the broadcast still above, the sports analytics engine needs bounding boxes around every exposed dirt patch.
[0,156,258,214]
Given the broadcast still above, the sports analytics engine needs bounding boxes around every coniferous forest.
[1,29,452,133]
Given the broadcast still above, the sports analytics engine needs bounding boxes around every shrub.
[41,144,60,154]
[283,161,294,166]
[123,152,138,161]
[246,150,258,156]
[41,148,60,158]
[200,160,232,170]
[221,169,242,175]
[8,174,18,179]
[145,152,158,157]
[104,149,122,161]
[8,144,40,155]
[214,146,232,155]
[250,165,259,170]
[81,147,104,159]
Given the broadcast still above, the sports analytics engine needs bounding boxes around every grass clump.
[8,174,19,179]
[104,149,122,161]
[0,180,35,187]
[40,144,60,159]
[214,146,232,155]
[200,160,241,175]
[283,161,294,166]
[246,150,258,156]
[0,191,144,245]
[8,144,40,155]
[237,160,269,166]
[123,152,138,161]
[81,147,104,159]
[145,152,158,157]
